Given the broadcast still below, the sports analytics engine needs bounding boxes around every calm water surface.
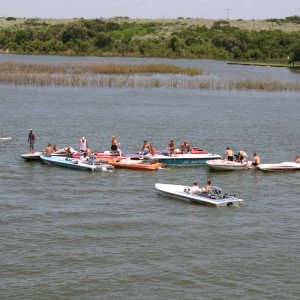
[0,55,300,299]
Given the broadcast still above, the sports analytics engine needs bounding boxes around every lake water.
[0,55,300,299]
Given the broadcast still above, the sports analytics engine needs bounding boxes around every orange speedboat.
[98,157,163,171]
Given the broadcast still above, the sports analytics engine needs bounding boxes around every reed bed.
[0,61,202,76]
[1,61,300,91]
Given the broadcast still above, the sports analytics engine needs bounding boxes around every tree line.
[1,17,300,64]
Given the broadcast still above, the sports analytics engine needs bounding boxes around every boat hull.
[20,152,43,161]
[206,159,252,170]
[99,158,163,171]
[257,162,300,171]
[41,155,113,172]
[151,153,221,166]
[155,183,243,207]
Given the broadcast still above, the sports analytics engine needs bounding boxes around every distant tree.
[15,29,30,44]
[95,32,112,48]
[288,43,300,67]
[61,23,88,43]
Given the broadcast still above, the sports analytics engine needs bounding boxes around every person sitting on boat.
[85,146,92,156]
[251,152,261,166]
[52,144,59,152]
[179,140,191,153]
[223,147,234,161]
[189,180,201,195]
[79,152,88,163]
[149,144,156,156]
[141,139,151,155]
[238,150,248,163]
[79,137,88,152]
[201,180,212,193]
[167,140,176,156]
[43,143,54,156]
[64,146,75,154]
[294,155,300,163]
[111,136,122,156]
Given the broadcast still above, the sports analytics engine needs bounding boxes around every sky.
[1,0,300,20]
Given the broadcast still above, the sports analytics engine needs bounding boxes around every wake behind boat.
[155,183,243,207]
[0,137,12,141]
[206,159,252,171]
[41,155,114,172]
[257,162,300,171]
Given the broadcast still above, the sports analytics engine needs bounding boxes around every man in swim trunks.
[28,129,35,154]
[224,147,234,161]
[179,140,191,153]
[251,152,261,166]
[111,136,121,155]
[43,143,54,155]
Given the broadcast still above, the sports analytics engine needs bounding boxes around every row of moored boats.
[20,145,300,207]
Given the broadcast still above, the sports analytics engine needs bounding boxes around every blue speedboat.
[41,155,114,172]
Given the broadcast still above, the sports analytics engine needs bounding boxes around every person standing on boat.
[79,137,88,152]
[179,140,191,153]
[251,152,261,166]
[223,146,234,161]
[111,136,122,156]
[28,129,35,154]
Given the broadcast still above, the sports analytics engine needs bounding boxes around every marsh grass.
[0,61,202,76]
[1,61,299,91]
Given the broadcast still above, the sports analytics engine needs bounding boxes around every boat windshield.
[211,186,223,195]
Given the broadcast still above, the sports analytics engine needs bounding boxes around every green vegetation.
[266,15,300,25]
[0,16,300,63]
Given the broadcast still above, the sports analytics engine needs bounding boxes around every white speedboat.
[257,162,300,171]
[206,159,252,171]
[151,152,221,166]
[20,152,43,160]
[155,183,243,207]
[41,155,114,172]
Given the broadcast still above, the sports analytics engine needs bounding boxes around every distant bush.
[266,18,281,25]
[6,17,16,21]
[285,15,300,24]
